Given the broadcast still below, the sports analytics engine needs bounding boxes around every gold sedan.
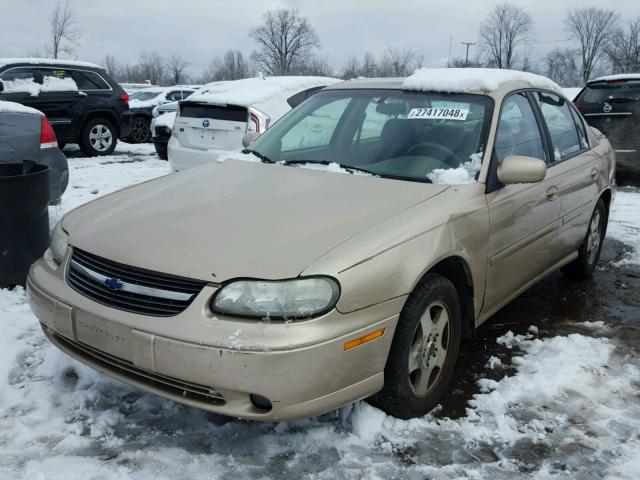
[28,70,615,421]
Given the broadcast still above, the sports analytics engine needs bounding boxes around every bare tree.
[545,48,581,86]
[250,9,320,75]
[203,50,254,82]
[450,56,484,68]
[47,0,80,58]
[138,51,166,85]
[378,47,423,77]
[166,53,189,84]
[479,3,533,69]
[294,55,334,76]
[605,17,640,73]
[565,7,619,82]
[102,55,119,77]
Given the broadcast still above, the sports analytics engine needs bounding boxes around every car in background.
[0,58,131,156]
[120,81,157,95]
[150,101,179,159]
[127,86,199,143]
[574,73,640,185]
[168,76,341,171]
[0,100,68,203]
[29,69,615,421]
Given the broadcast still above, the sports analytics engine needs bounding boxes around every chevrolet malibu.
[28,69,615,421]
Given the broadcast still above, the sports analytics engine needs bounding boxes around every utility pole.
[448,35,453,67]
[461,41,476,67]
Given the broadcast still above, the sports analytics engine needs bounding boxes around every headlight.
[50,220,69,264]
[211,277,340,320]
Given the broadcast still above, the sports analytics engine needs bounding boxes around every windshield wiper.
[242,149,274,164]
[283,160,376,176]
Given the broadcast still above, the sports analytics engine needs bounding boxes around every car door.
[482,91,563,315]
[532,91,601,257]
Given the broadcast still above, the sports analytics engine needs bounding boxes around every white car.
[168,76,341,171]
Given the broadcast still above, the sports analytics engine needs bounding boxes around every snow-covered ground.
[1,145,639,479]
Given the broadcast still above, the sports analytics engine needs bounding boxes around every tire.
[369,273,462,419]
[129,116,151,143]
[79,119,117,156]
[562,198,607,278]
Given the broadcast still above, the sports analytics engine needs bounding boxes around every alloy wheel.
[89,124,113,152]
[408,301,451,397]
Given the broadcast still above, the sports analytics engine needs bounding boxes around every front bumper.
[27,253,400,421]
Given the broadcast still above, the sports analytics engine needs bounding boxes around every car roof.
[0,57,102,70]
[326,68,564,98]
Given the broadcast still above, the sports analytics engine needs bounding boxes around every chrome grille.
[67,248,206,316]
[45,327,225,405]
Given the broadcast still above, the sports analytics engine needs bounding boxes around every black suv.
[575,74,640,185]
[0,59,131,156]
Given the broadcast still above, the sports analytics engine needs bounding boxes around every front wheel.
[79,119,117,156]
[562,198,606,278]
[369,273,462,419]
[129,117,151,143]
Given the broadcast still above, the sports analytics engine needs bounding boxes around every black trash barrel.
[0,162,50,288]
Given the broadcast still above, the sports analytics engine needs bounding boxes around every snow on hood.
[590,73,640,83]
[0,57,101,69]
[186,76,342,108]
[151,111,176,130]
[0,100,42,115]
[403,68,563,94]
[1,76,78,97]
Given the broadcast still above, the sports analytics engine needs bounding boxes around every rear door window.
[495,92,547,163]
[165,91,183,101]
[0,67,36,81]
[569,106,589,150]
[71,70,110,90]
[534,92,582,162]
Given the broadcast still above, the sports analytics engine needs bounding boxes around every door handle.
[590,168,599,180]
[546,186,559,201]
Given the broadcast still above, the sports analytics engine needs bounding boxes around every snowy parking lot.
[1,143,639,479]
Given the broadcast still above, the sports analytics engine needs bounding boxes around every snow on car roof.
[402,68,563,94]
[589,73,640,83]
[0,57,102,69]
[186,76,342,107]
[0,100,42,115]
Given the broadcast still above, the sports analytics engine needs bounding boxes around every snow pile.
[428,151,483,184]
[0,100,42,115]
[608,189,640,266]
[2,76,78,96]
[187,76,341,111]
[293,161,374,176]
[403,68,563,94]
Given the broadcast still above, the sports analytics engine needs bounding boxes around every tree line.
[39,1,640,86]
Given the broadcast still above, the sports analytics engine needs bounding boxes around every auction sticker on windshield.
[408,106,469,121]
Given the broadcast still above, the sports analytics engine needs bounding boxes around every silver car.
[0,100,68,203]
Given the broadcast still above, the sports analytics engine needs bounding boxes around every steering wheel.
[406,142,465,166]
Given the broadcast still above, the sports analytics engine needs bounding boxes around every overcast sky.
[2,0,639,77]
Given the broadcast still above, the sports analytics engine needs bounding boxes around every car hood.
[63,160,449,282]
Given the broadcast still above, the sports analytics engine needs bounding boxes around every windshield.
[580,81,640,103]
[248,89,493,184]
[130,90,162,101]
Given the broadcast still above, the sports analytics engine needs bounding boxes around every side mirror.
[242,132,259,147]
[497,155,547,185]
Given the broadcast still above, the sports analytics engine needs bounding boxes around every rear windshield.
[180,103,248,122]
[579,81,640,103]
